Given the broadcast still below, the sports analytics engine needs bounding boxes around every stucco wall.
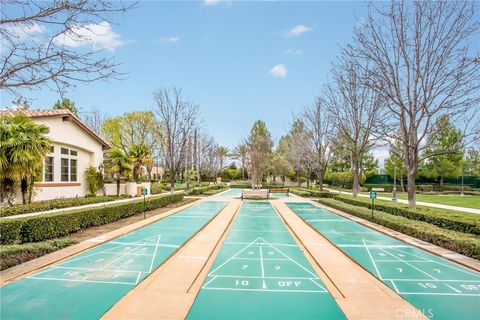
[15,116,106,202]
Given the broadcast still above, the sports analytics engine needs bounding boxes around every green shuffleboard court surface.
[187,201,346,319]
[218,189,242,196]
[287,202,480,320]
[0,201,227,320]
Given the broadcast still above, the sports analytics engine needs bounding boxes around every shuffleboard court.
[187,201,346,319]
[287,202,480,320]
[0,201,227,320]
[218,189,242,196]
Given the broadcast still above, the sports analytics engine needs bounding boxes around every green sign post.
[369,191,377,220]
[141,187,148,219]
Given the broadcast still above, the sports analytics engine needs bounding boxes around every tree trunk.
[170,174,175,194]
[440,176,444,188]
[352,171,360,198]
[28,176,34,203]
[400,170,404,192]
[296,170,301,187]
[21,178,28,204]
[407,169,417,209]
[116,178,120,196]
[318,168,324,191]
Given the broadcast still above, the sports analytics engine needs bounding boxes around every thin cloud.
[53,21,124,52]
[203,0,231,7]
[284,25,313,38]
[161,36,180,43]
[269,64,287,78]
[284,49,303,55]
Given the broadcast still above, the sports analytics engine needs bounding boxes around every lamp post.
[392,164,398,202]
[461,162,465,196]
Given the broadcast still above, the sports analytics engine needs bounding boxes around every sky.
[1,1,388,162]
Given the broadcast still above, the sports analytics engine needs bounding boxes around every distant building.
[0,109,109,201]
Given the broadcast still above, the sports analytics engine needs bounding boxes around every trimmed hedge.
[362,184,394,192]
[0,238,77,270]
[317,198,480,260]
[333,196,480,236]
[290,188,336,198]
[1,195,131,218]
[186,184,226,195]
[0,193,184,244]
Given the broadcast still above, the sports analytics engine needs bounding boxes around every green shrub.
[0,238,77,270]
[417,185,434,192]
[1,195,132,217]
[0,193,184,244]
[317,198,480,260]
[85,166,98,197]
[290,189,310,197]
[186,184,226,195]
[150,182,164,195]
[333,196,480,236]
[229,182,252,189]
[290,188,335,198]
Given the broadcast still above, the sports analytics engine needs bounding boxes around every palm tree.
[0,113,51,204]
[232,144,248,179]
[128,144,151,182]
[217,146,230,172]
[104,148,133,196]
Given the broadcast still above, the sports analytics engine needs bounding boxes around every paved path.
[326,189,480,214]
[3,191,184,220]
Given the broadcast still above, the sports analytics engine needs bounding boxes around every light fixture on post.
[392,164,398,202]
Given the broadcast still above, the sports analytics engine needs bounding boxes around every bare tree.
[153,87,199,193]
[0,0,136,96]
[301,98,333,191]
[348,1,479,208]
[324,54,385,197]
[195,131,218,183]
[81,106,107,136]
[283,119,313,187]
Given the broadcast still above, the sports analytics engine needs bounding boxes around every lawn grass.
[368,193,480,209]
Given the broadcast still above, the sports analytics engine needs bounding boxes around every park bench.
[241,189,269,200]
[371,187,385,192]
[269,188,290,196]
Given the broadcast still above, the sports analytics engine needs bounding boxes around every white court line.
[208,238,260,276]
[209,275,319,279]
[444,283,462,293]
[56,234,161,266]
[238,215,278,219]
[135,272,142,284]
[234,258,289,261]
[202,287,327,293]
[52,266,147,273]
[381,279,480,282]
[397,292,480,297]
[232,229,289,233]
[203,275,218,287]
[148,235,162,273]
[27,276,135,286]
[390,280,400,293]
[363,239,383,280]
[260,246,266,289]
[338,244,410,248]
[109,241,178,248]
[308,278,327,291]
[224,241,297,247]
[101,241,149,270]
[260,237,319,279]
[168,216,210,219]
[387,247,480,278]
[376,246,439,281]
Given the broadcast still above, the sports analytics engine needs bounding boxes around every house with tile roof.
[0,109,110,201]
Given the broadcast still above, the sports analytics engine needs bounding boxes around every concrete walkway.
[326,189,480,214]
[3,191,184,220]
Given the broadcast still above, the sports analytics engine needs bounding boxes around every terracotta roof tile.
[0,109,110,148]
